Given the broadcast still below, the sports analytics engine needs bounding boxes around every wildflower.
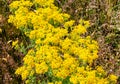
[35,62,48,74]
[64,20,75,28]
[109,74,118,82]
[21,70,29,80]
[9,0,118,83]
[12,40,18,48]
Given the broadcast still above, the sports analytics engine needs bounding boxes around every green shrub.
[8,0,117,84]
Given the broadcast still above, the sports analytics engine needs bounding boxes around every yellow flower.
[97,78,108,84]
[34,0,54,7]
[62,57,75,69]
[15,66,25,75]
[56,68,69,79]
[29,30,36,39]
[23,55,35,68]
[8,15,14,23]
[70,75,78,84]
[62,13,70,20]
[9,1,20,9]
[55,81,62,84]
[36,39,41,44]
[96,66,104,73]
[48,82,54,84]
[9,0,118,83]
[50,59,61,69]
[79,19,90,28]
[12,40,18,48]
[21,70,29,80]
[64,20,75,28]
[21,1,33,7]
[61,38,72,50]
[73,25,87,34]
[109,74,118,82]
[35,62,48,74]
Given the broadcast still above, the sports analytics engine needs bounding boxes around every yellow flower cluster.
[9,0,33,10]
[8,0,117,84]
[70,66,108,84]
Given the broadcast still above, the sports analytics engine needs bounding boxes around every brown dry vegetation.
[0,0,24,83]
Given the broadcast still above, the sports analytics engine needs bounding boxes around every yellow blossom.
[9,0,118,83]
[35,62,48,74]
[109,74,118,82]
[12,40,18,48]
[64,20,75,28]
[21,70,29,80]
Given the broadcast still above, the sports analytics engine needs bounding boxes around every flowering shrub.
[8,0,117,84]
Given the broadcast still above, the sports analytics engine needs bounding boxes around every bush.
[8,0,117,84]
